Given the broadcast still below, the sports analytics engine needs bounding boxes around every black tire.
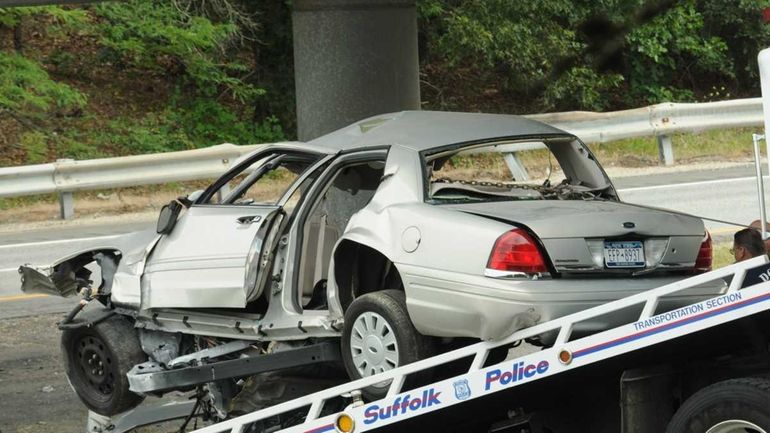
[341,290,436,401]
[666,378,770,433]
[61,315,146,415]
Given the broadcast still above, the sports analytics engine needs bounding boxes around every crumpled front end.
[19,249,121,299]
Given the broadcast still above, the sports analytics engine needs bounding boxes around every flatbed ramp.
[190,256,770,433]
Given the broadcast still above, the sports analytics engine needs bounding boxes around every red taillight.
[487,229,548,274]
[694,231,712,273]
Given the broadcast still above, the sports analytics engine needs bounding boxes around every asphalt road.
[0,164,767,319]
[0,313,194,433]
[615,165,767,236]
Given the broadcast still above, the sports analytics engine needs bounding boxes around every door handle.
[237,215,262,225]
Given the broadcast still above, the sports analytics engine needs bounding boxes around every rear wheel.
[665,378,770,433]
[341,290,435,400]
[61,315,146,415]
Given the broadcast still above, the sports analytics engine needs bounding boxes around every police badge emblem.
[453,379,471,400]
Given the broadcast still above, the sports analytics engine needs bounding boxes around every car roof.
[306,110,570,152]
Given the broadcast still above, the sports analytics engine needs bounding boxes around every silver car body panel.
[399,263,724,340]
[307,111,565,152]
[141,205,277,309]
[111,234,160,309]
[140,149,335,310]
[445,200,705,273]
[325,144,429,317]
[332,199,721,340]
[447,200,705,238]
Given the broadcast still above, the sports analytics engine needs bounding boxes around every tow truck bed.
[177,256,770,433]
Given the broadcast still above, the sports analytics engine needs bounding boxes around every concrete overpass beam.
[292,0,420,141]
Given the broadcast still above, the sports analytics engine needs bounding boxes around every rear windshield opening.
[424,138,617,204]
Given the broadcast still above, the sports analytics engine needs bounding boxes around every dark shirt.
[741,262,770,288]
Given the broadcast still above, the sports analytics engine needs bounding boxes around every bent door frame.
[264,148,389,323]
[142,149,335,310]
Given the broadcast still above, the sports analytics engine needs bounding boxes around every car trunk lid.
[446,200,706,274]
[447,200,703,238]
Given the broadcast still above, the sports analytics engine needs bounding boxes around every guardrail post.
[503,153,530,181]
[59,191,74,220]
[55,158,75,219]
[216,183,231,204]
[657,134,675,166]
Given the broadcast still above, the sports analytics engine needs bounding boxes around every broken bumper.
[18,265,80,297]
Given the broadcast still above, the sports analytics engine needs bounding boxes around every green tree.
[417,0,762,113]
[625,1,733,103]
[0,7,86,126]
[89,1,284,149]
[94,0,262,102]
[700,0,770,92]
[0,52,86,118]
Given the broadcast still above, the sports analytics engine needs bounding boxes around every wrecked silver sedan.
[19,111,719,416]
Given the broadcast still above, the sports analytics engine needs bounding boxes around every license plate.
[604,241,645,268]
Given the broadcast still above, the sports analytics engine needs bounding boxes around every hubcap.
[349,312,399,379]
[76,335,115,395]
[706,420,767,433]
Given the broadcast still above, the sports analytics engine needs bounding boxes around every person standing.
[732,228,770,287]
[732,228,767,263]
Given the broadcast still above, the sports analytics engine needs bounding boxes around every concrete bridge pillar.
[292,0,420,141]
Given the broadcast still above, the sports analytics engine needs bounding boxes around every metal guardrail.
[529,97,763,143]
[0,143,267,218]
[527,97,763,168]
[0,143,264,198]
[0,98,763,219]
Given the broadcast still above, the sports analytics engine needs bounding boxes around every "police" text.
[485,360,549,391]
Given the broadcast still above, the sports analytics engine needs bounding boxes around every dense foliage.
[0,0,769,165]
[0,1,286,164]
[0,7,86,119]
[418,0,770,112]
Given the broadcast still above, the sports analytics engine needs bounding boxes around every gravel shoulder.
[0,314,195,433]
[0,314,90,433]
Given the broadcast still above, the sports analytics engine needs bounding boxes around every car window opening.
[425,137,617,204]
[205,152,321,206]
[297,160,386,309]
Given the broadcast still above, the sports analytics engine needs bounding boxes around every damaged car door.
[142,150,326,309]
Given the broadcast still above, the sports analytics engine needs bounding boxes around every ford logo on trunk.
[623,222,636,229]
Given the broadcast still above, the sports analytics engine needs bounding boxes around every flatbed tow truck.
[87,255,770,433]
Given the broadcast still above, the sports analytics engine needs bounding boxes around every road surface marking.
[0,234,121,250]
[618,175,767,193]
[0,293,48,302]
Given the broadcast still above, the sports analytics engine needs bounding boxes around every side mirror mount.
[157,200,183,234]
[187,189,204,203]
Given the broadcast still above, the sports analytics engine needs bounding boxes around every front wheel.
[665,378,770,433]
[341,290,435,401]
[61,315,146,415]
